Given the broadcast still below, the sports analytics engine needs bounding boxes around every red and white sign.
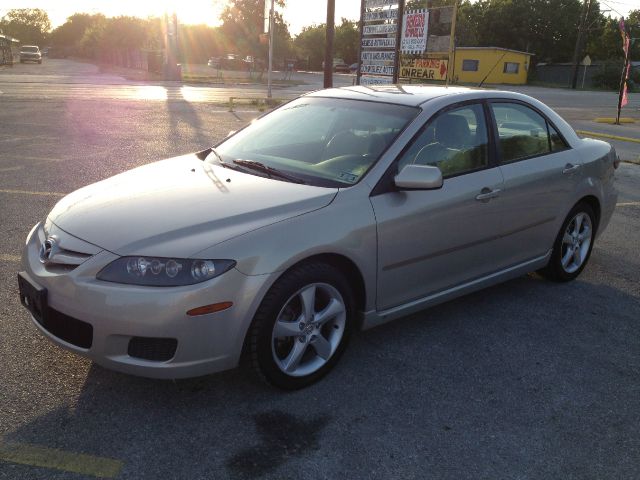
[400,9,429,54]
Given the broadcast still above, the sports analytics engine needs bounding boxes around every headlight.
[97,257,236,286]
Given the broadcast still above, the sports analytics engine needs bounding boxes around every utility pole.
[324,0,335,88]
[268,0,274,99]
[570,0,592,89]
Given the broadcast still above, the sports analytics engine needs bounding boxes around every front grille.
[128,337,177,362]
[38,308,93,349]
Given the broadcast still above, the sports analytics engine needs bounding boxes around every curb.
[594,117,635,124]
[576,130,640,144]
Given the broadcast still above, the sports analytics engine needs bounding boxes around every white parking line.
[617,202,640,207]
[0,441,123,478]
[0,166,23,172]
[0,189,65,197]
[0,254,20,262]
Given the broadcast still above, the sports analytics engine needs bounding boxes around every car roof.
[305,85,515,107]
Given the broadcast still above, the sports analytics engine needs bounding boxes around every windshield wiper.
[211,149,246,172]
[232,160,306,184]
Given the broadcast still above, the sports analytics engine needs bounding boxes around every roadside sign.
[364,9,398,21]
[361,65,395,75]
[362,37,397,48]
[364,24,398,35]
[361,75,394,85]
[365,0,396,7]
[400,58,448,81]
[400,10,429,54]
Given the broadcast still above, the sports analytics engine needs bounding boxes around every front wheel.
[540,202,596,282]
[249,262,354,390]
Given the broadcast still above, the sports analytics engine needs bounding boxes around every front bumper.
[21,222,272,379]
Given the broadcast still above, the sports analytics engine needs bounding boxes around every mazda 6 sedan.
[19,85,618,389]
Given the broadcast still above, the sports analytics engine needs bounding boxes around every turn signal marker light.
[186,302,233,316]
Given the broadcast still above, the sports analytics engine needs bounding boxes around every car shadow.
[4,273,639,478]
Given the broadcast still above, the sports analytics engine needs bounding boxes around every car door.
[370,102,507,311]
[489,101,580,266]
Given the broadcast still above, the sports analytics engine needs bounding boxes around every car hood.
[49,154,338,257]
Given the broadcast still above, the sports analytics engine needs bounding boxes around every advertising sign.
[364,24,398,35]
[364,9,398,21]
[361,75,394,85]
[365,0,396,7]
[359,0,400,84]
[400,58,448,81]
[362,37,397,48]
[400,10,429,54]
[361,65,395,75]
[361,50,395,64]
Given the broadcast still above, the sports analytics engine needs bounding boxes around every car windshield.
[211,97,419,187]
[21,46,39,53]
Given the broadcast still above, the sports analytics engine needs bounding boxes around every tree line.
[0,1,637,71]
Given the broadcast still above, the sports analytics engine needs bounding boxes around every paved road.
[1,59,639,480]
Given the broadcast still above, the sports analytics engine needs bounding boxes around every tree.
[453,0,585,63]
[293,19,357,70]
[335,18,359,64]
[220,0,287,58]
[49,13,105,48]
[50,13,106,47]
[294,24,326,70]
[0,8,51,45]
[587,9,640,61]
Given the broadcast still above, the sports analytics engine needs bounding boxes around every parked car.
[19,45,42,64]
[219,53,249,71]
[19,86,618,389]
[207,56,220,69]
[334,63,350,73]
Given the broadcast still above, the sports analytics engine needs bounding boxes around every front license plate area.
[18,272,47,325]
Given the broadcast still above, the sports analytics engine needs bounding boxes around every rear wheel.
[249,262,354,390]
[540,202,596,282]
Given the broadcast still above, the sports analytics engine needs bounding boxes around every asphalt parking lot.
[1,60,639,479]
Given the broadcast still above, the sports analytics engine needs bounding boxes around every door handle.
[475,187,501,201]
[562,163,581,174]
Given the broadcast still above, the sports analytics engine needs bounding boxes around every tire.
[540,202,596,282]
[249,262,354,390]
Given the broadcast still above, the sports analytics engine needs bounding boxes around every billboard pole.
[356,0,365,86]
[393,0,405,84]
[446,2,457,86]
[324,0,335,88]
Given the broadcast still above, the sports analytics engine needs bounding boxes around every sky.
[0,0,363,35]
[0,0,635,36]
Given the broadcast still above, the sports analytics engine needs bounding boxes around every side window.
[397,104,489,178]
[549,123,569,152]
[491,103,551,163]
[462,59,479,71]
[503,62,519,74]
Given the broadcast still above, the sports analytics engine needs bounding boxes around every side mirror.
[394,164,443,190]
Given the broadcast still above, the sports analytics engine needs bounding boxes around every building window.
[503,62,519,74]
[462,59,479,71]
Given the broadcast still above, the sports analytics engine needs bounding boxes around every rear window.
[21,47,39,53]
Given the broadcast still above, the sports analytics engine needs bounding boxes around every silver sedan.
[18,86,618,389]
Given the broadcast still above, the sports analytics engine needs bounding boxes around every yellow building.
[453,47,533,85]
